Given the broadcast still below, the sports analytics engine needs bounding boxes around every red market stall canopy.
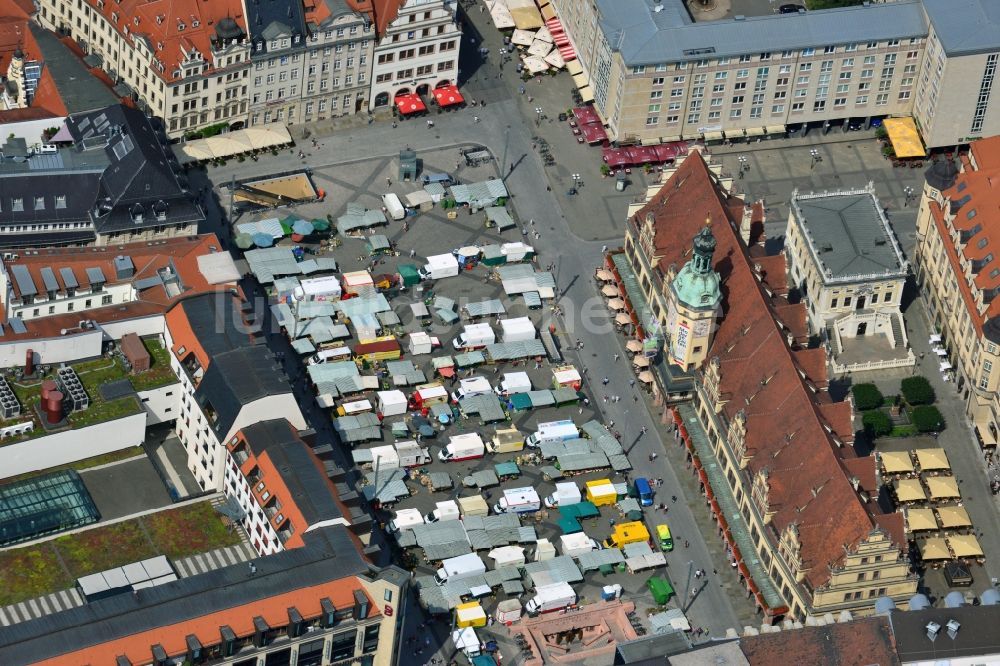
[395,94,426,115]
[580,123,608,145]
[433,85,465,108]
[573,106,600,125]
[627,146,659,164]
[653,142,686,162]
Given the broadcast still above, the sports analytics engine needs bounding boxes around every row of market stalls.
[487,0,575,75]
[173,123,293,164]
[601,142,689,171]
[234,215,331,248]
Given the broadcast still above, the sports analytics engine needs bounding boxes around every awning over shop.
[433,85,465,108]
[577,86,593,103]
[915,448,950,471]
[883,117,926,158]
[573,106,600,125]
[745,127,766,137]
[919,537,950,561]
[507,0,543,29]
[581,123,607,145]
[905,508,937,532]
[540,2,556,21]
[174,123,292,164]
[395,93,426,115]
[566,60,583,76]
[571,72,589,89]
[880,450,914,474]
[936,505,971,529]
[764,125,786,135]
[704,130,724,142]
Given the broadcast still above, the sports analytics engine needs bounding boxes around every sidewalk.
[709,128,879,157]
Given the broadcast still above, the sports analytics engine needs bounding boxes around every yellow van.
[603,521,650,549]
[656,524,673,552]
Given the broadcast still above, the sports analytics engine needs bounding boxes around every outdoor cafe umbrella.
[234,232,255,249]
[607,298,626,311]
[638,371,655,383]
[252,232,275,248]
[602,285,620,297]
[311,218,331,232]
[293,219,315,236]
[626,340,644,353]
[595,269,615,281]
[615,312,632,326]
[633,355,650,368]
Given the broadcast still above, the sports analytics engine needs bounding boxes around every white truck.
[438,433,486,462]
[559,533,601,558]
[382,193,405,221]
[307,345,352,365]
[525,419,580,448]
[544,481,582,509]
[394,440,431,467]
[424,499,461,523]
[388,508,424,534]
[493,487,541,514]
[435,553,487,585]
[499,317,536,343]
[525,582,577,614]
[494,371,532,397]
[420,253,460,280]
[452,323,496,350]
[451,376,493,402]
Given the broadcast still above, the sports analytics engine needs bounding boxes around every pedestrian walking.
[602,377,610,385]
[609,420,615,428]
[601,244,608,253]
[671,495,677,502]
[410,249,416,257]
[640,426,648,435]
[613,353,620,362]
[629,378,636,388]
[473,115,480,123]
[386,177,392,186]
[684,540,690,548]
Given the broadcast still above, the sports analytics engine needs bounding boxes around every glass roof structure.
[0,470,100,547]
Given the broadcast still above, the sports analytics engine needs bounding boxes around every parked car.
[779,4,805,13]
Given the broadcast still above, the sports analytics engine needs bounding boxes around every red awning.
[558,43,576,61]
[652,143,680,162]
[395,94,426,115]
[438,366,456,377]
[432,85,464,107]
[627,146,659,165]
[738,562,751,582]
[602,147,630,167]
[580,122,608,145]
[573,106,600,125]
[671,409,682,425]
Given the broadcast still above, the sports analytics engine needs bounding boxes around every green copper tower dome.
[672,218,722,310]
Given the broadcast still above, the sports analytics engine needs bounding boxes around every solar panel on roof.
[59,267,79,289]
[9,265,36,296]
[85,267,106,284]
[39,267,59,293]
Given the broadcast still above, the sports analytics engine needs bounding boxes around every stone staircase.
[890,313,906,348]
[826,324,841,357]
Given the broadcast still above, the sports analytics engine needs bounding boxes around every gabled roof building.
[613,149,917,623]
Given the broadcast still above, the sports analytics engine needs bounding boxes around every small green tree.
[901,376,935,405]
[862,410,892,437]
[852,383,884,410]
[911,405,944,433]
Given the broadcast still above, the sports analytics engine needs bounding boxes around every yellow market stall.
[883,117,926,159]
[456,602,488,628]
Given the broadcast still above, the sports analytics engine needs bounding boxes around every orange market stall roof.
[948,534,984,558]
[936,505,972,529]
[881,450,914,474]
[919,537,951,561]
[883,117,926,158]
[905,508,937,533]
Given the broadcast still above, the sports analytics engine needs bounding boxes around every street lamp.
[737,155,749,179]
[535,107,543,127]
[810,149,822,169]
[500,125,511,182]
[571,173,582,188]
[903,186,915,207]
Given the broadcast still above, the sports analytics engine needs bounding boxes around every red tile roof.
[0,0,70,117]
[343,0,404,35]
[740,616,899,666]
[82,0,247,84]
[1,234,232,340]
[633,151,892,589]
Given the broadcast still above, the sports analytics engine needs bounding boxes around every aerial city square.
[0,0,1000,664]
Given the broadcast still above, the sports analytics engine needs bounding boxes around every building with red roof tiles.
[740,616,900,666]
[613,149,916,623]
[36,0,252,137]
[916,137,1000,449]
[783,185,915,374]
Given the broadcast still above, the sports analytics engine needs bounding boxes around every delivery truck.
[420,253,460,280]
[544,481,582,508]
[603,521,651,549]
[494,372,532,397]
[499,317,536,342]
[493,487,541,514]
[435,553,487,585]
[458,495,490,518]
[525,582,577,614]
[382,192,405,221]
[388,508,424,533]
[452,323,496,350]
[424,499,461,523]
[438,433,486,462]
[450,376,493,402]
[489,426,525,453]
[559,533,601,558]
[394,440,431,467]
[585,479,618,507]
[307,344,352,365]
[525,419,580,448]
